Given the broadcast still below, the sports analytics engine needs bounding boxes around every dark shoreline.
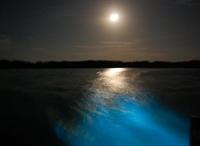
[0,60,200,68]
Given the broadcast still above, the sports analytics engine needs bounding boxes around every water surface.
[1,68,200,146]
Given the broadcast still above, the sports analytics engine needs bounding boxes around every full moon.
[109,13,119,23]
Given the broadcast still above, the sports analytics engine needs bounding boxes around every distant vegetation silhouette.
[0,60,200,68]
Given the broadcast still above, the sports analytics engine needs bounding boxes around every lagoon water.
[0,68,200,146]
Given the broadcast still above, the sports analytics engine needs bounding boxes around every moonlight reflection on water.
[95,68,130,96]
[51,68,190,146]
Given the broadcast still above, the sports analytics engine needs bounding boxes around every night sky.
[0,0,200,61]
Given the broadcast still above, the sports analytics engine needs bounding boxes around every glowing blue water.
[53,95,189,146]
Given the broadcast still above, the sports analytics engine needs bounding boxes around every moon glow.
[109,13,119,23]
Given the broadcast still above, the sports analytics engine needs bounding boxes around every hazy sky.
[0,0,200,61]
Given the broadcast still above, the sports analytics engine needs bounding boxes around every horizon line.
[1,59,200,63]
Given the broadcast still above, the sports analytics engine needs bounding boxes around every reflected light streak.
[103,68,125,77]
[49,68,190,146]
[96,68,130,95]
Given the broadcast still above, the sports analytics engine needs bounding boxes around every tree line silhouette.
[0,60,200,68]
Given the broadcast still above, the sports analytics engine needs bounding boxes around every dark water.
[0,68,200,146]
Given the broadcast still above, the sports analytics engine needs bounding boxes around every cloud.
[73,40,143,50]
[101,41,133,46]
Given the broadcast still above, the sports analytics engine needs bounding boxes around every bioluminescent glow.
[51,69,190,146]
[53,96,189,146]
